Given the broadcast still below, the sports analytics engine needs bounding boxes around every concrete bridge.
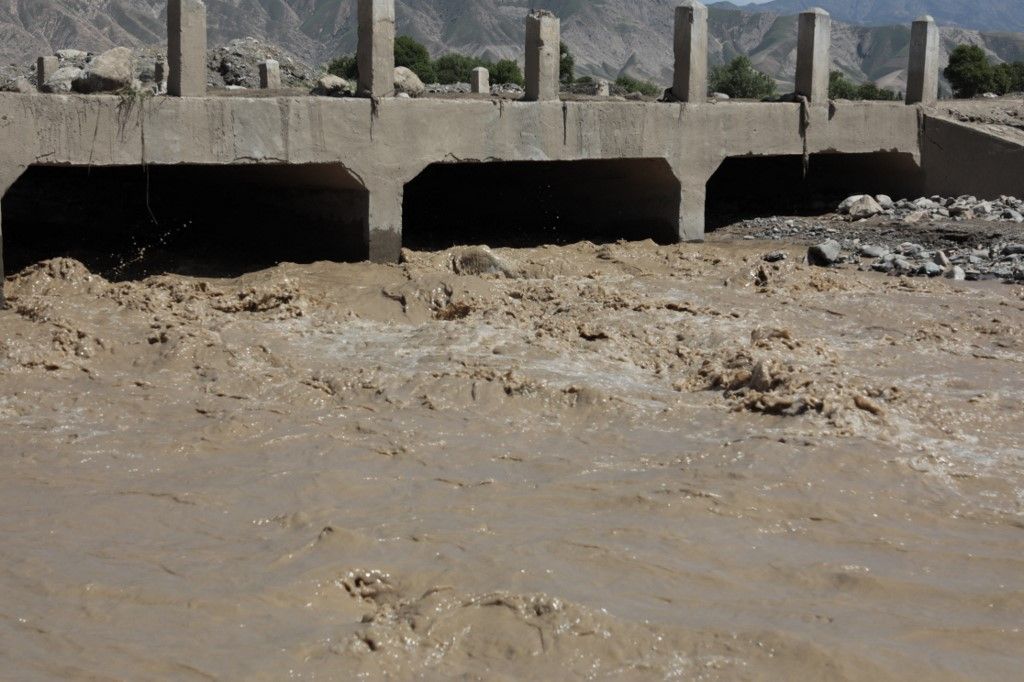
[0,1,1020,305]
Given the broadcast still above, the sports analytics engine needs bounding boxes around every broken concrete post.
[596,79,610,97]
[357,0,395,98]
[471,67,489,94]
[795,7,831,103]
[906,15,939,106]
[672,0,708,102]
[37,56,58,92]
[154,57,166,88]
[167,0,207,97]
[259,60,281,90]
[524,11,560,102]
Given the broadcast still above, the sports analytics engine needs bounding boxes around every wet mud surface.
[1,231,1023,680]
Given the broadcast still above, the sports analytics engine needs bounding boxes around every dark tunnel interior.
[705,152,925,230]
[402,159,683,250]
[0,163,368,280]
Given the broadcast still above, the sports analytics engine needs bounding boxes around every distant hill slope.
[2,0,1024,92]
[713,0,1024,33]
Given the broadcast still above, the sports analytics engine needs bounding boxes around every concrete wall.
[921,116,1024,199]
[0,93,923,273]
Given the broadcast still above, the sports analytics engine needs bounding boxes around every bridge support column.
[168,0,207,97]
[357,0,395,98]
[680,182,706,242]
[525,11,560,102]
[471,67,489,94]
[37,56,58,92]
[906,15,939,106]
[672,0,708,102]
[259,60,281,90]
[795,7,831,103]
[0,168,22,309]
[366,183,403,263]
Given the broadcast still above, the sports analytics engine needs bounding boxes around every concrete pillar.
[596,79,610,97]
[167,0,207,97]
[357,0,395,98]
[795,7,831,103]
[672,1,708,102]
[680,183,706,242]
[471,67,489,94]
[906,15,939,106]
[366,183,403,262]
[37,56,58,92]
[524,10,560,102]
[259,60,281,90]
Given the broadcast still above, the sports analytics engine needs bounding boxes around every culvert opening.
[402,159,682,250]
[705,152,923,230]
[1,163,368,280]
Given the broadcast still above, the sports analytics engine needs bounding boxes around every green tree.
[394,36,435,83]
[560,43,575,85]
[615,75,660,97]
[491,59,525,87]
[709,56,776,100]
[944,45,994,98]
[829,70,858,99]
[432,53,487,84]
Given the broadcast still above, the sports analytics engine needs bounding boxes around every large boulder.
[311,75,354,97]
[72,47,135,93]
[847,195,883,219]
[394,66,425,98]
[42,66,83,94]
[808,240,842,267]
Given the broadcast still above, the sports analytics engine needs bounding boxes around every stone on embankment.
[837,195,865,214]
[394,67,425,97]
[858,244,888,259]
[42,67,83,94]
[875,194,894,210]
[453,247,513,277]
[72,47,136,93]
[808,240,842,267]
[311,75,354,97]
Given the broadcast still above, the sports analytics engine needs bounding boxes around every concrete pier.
[906,15,939,106]
[524,11,560,102]
[357,0,395,98]
[596,79,610,97]
[37,56,58,92]
[471,67,489,94]
[167,0,207,97]
[259,60,281,90]
[672,0,708,103]
[795,7,831,103]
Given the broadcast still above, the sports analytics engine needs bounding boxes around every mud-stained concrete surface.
[1,234,1023,680]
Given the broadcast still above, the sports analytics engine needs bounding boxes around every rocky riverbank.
[713,193,1024,283]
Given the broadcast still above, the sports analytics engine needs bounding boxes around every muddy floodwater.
[1,238,1022,680]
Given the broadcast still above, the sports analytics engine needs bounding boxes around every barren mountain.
[3,0,1024,90]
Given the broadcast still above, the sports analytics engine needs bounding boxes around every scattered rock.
[394,67,425,97]
[858,245,888,258]
[41,66,83,94]
[453,247,513,277]
[808,240,842,267]
[947,266,966,281]
[312,75,354,97]
[847,195,883,219]
[762,251,787,263]
[72,47,135,93]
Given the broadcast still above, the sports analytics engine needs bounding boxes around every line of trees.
[328,36,525,86]
[945,44,1024,98]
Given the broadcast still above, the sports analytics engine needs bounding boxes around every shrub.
[560,43,575,85]
[395,36,435,83]
[709,56,776,100]
[945,45,993,98]
[615,75,660,97]
[829,71,899,100]
[491,59,525,86]
[327,55,357,80]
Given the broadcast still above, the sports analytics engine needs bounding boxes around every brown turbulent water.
[0,240,1022,680]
